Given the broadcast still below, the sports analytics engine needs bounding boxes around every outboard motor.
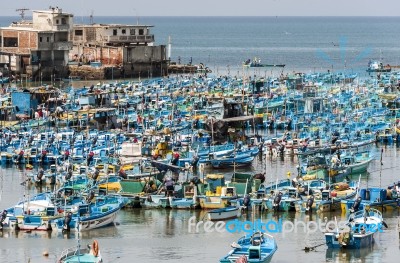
[86,190,95,204]
[269,119,275,130]
[63,212,72,232]
[50,174,56,185]
[92,136,98,147]
[0,210,7,228]
[242,194,251,213]
[190,176,200,185]
[306,195,314,212]
[273,192,283,211]
[93,169,100,181]
[278,144,285,156]
[350,196,362,213]
[65,170,73,181]
[287,119,292,130]
[16,150,24,163]
[191,155,200,167]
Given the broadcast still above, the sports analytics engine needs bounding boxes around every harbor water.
[0,16,400,263]
[1,142,400,263]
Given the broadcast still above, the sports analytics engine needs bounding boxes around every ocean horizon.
[2,16,400,76]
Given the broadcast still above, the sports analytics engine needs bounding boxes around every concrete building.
[0,7,167,81]
[0,7,73,81]
[69,23,167,79]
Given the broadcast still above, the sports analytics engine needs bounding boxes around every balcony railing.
[52,25,71,31]
[102,35,154,43]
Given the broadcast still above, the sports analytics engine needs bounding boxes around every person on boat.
[55,106,64,118]
[118,168,127,179]
[16,150,24,163]
[93,168,100,181]
[87,151,94,165]
[36,168,44,181]
[164,177,175,197]
[64,149,70,161]
[86,190,95,204]
[171,152,180,166]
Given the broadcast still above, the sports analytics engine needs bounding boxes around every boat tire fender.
[92,240,99,257]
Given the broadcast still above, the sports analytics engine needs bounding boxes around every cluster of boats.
[1,66,400,262]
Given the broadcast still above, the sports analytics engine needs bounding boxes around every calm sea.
[2,16,400,76]
[0,16,400,263]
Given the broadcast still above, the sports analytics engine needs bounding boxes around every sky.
[1,0,399,17]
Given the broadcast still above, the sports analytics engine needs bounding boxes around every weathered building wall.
[1,30,38,54]
[70,46,123,65]
[125,45,165,63]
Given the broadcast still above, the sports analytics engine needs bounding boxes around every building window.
[130,29,135,35]
[56,19,59,24]
[122,29,126,34]
[75,30,83,36]
[3,37,18,47]
[39,37,43,42]
[113,29,117,36]
[47,37,50,42]
[138,29,144,35]
[61,18,67,25]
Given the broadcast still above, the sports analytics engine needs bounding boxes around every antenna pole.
[16,8,30,21]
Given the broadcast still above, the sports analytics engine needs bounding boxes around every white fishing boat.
[207,206,241,221]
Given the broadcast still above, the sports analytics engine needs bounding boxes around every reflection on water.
[326,246,374,262]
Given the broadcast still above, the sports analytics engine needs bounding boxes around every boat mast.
[379,148,383,188]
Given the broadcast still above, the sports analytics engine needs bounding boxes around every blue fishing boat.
[53,195,124,231]
[211,152,254,169]
[220,231,277,263]
[58,239,102,263]
[325,208,385,249]
[341,187,398,213]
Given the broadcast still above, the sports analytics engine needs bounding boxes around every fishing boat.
[325,208,385,249]
[341,151,373,175]
[220,231,278,263]
[366,61,391,73]
[198,186,237,209]
[243,57,285,68]
[53,195,124,231]
[210,152,254,169]
[58,240,102,263]
[207,206,241,221]
[341,187,398,213]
